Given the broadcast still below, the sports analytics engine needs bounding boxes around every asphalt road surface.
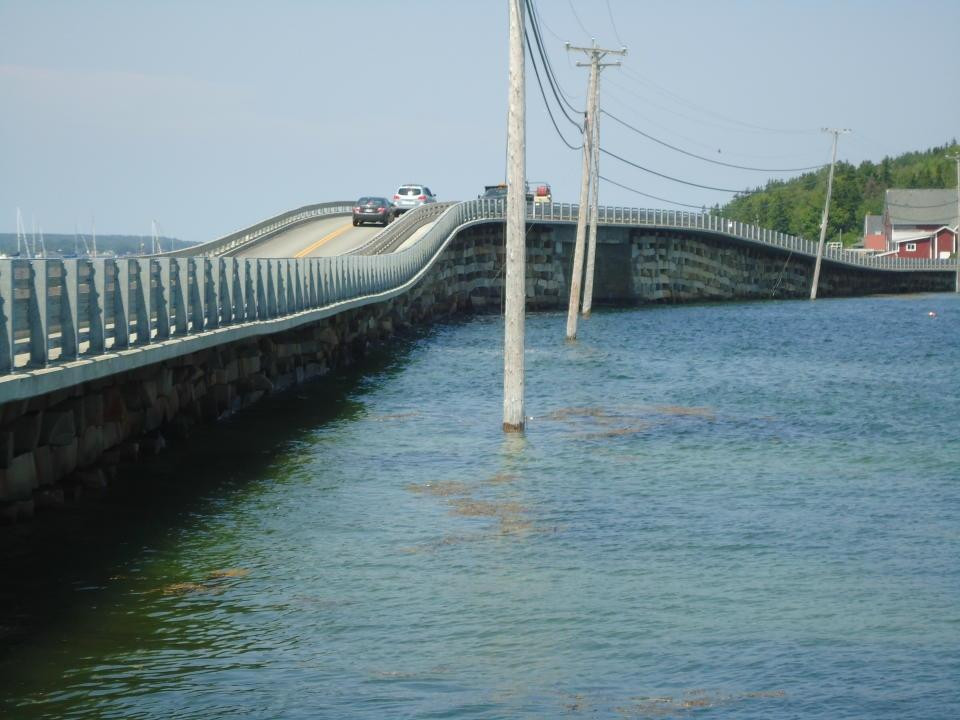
[233,215,384,258]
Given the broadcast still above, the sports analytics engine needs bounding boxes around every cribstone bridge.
[0,199,953,522]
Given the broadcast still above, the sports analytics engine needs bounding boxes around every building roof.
[885,189,958,227]
[864,214,883,235]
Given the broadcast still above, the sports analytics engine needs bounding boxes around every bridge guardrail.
[1,199,954,377]
[350,202,456,256]
[165,201,355,258]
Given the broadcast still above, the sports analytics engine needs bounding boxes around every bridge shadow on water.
[0,319,460,660]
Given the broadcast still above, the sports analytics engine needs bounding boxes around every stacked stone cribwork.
[0,222,952,524]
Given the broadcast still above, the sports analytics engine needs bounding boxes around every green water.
[1,294,958,718]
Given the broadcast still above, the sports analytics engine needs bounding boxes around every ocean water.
[1,293,958,719]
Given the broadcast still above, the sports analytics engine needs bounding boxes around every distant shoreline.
[0,233,198,257]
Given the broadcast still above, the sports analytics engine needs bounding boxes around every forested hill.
[0,234,195,257]
[719,141,959,246]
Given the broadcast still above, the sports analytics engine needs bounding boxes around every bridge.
[1,199,953,391]
[0,199,954,521]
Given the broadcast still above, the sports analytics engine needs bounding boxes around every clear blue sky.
[2,0,958,242]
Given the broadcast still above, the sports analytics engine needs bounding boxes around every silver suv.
[392,184,437,214]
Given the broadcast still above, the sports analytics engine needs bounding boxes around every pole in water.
[502,0,526,432]
[566,40,625,337]
[582,51,624,319]
[810,127,850,300]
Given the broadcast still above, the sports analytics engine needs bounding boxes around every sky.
[2,0,958,243]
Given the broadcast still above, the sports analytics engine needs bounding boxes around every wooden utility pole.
[582,78,602,318]
[566,41,625,337]
[948,152,960,293]
[503,0,526,432]
[810,127,850,300]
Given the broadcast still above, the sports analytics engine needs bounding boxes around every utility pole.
[947,152,960,293]
[582,47,625,318]
[566,40,626,337]
[503,0,526,432]
[810,127,850,300]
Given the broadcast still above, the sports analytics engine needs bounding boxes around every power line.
[602,109,827,172]
[525,0,583,125]
[886,200,958,209]
[604,0,627,48]
[524,20,582,151]
[529,1,581,114]
[619,65,821,136]
[566,0,591,38]
[600,148,753,193]
[599,175,710,209]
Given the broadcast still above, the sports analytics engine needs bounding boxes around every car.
[480,184,509,200]
[392,184,437,214]
[530,182,552,204]
[479,182,551,203]
[352,196,393,226]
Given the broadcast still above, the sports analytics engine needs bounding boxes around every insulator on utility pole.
[947,152,960,293]
[565,40,625,337]
[503,0,526,432]
[810,127,851,300]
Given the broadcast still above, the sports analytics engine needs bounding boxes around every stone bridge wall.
[0,223,951,523]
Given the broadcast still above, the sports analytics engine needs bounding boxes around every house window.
[905,243,916,251]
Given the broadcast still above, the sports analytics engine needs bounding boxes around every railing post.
[0,260,13,372]
[155,258,171,340]
[134,257,151,345]
[170,258,187,334]
[256,259,268,320]
[241,259,253,320]
[110,259,128,350]
[207,257,221,329]
[187,258,204,332]
[26,261,49,366]
[89,259,106,354]
[267,260,279,317]
[59,259,79,360]
[221,258,234,324]
[274,260,285,316]
[285,259,296,312]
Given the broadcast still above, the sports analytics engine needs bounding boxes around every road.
[232,215,384,258]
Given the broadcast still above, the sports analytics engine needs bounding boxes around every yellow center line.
[294,222,354,258]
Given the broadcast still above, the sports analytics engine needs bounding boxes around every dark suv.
[352,197,392,226]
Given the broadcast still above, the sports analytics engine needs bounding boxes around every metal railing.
[2,199,954,376]
[166,201,355,257]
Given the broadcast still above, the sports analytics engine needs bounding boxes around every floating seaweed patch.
[398,534,486,554]
[613,688,786,716]
[542,406,612,421]
[485,472,518,485]
[578,424,653,439]
[160,581,217,596]
[448,499,525,518]
[406,481,472,497]
[156,567,250,596]
[370,412,420,422]
[653,405,715,419]
[208,568,250,579]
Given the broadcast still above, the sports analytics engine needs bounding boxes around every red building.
[893,225,957,258]
[882,189,958,259]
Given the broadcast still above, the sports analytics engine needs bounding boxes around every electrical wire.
[567,0,592,38]
[527,0,583,119]
[886,199,958,209]
[602,109,827,172]
[619,65,821,136]
[524,21,583,151]
[600,148,753,193]
[599,175,710,209]
[604,0,627,49]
